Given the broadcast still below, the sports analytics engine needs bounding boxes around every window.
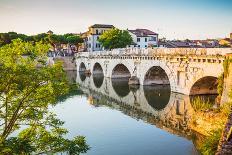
[89,44,91,48]
[96,29,99,34]
[137,38,140,42]
[145,38,147,42]
[95,43,100,48]
[150,37,157,41]
[145,45,147,48]
[138,45,140,47]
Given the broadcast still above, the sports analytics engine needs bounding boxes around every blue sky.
[0,0,231,39]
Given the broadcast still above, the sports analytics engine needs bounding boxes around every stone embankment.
[217,55,232,155]
[216,113,232,155]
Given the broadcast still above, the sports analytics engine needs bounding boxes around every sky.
[0,0,232,39]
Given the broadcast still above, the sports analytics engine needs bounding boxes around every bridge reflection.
[143,85,171,111]
[76,71,198,139]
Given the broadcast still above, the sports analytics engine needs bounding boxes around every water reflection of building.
[76,72,196,139]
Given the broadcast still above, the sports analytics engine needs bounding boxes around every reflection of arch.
[144,66,170,85]
[79,62,86,72]
[111,79,130,97]
[112,64,131,79]
[93,75,104,88]
[143,85,171,111]
[79,72,86,82]
[93,62,104,75]
[190,76,218,95]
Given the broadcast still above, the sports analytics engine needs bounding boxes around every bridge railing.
[76,47,232,58]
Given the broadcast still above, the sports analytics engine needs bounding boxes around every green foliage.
[191,96,214,112]
[0,32,30,46]
[220,102,232,116]
[223,57,232,78]
[217,73,224,96]
[0,32,82,52]
[98,28,133,50]
[1,137,35,154]
[199,128,222,155]
[0,40,89,154]
[66,35,83,45]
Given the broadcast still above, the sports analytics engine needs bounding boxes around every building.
[128,29,158,48]
[82,24,114,52]
[47,30,53,35]
[219,38,231,47]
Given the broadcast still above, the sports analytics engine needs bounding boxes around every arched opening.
[112,64,131,79]
[93,75,104,88]
[93,63,104,75]
[93,63,104,88]
[143,85,171,111]
[79,62,86,72]
[144,66,170,85]
[112,79,130,98]
[79,72,86,82]
[190,76,218,95]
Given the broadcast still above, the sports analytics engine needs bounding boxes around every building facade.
[82,24,114,52]
[128,29,158,48]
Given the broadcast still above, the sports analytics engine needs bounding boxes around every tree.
[33,33,49,43]
[0,39,89,154]
[66,35,83,52]
[98,28,133,50]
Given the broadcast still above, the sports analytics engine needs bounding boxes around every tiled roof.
[90,24,114,28]
[128,29,158,37]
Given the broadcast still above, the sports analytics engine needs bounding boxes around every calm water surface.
[51,71,209,155]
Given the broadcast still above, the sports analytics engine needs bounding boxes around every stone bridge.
[76,48,231,95]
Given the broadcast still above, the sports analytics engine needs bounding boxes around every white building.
[128,29,158,48]
[82,24,114,52]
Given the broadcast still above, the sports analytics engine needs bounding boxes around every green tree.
[98,28,133,50]
[0,39,89,154]
[66,35,83,52]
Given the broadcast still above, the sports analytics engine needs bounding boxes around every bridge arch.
[111,63,132,79]
[139,60,176,87]
[79,62,86,72]
[92,62,104,75]
[143,66,170,85]
[189,76,218,95]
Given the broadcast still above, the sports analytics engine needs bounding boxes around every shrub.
[217,73,224,96]
[220,102,232,116]
[199,128,222,155]
[191,96,214,112]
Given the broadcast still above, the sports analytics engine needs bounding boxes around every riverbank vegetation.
[190,57,232,155]
[0,40,89,154]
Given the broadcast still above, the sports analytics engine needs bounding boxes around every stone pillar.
[129,76,140,85]
[85,62,91,76]
[128,60,140,85]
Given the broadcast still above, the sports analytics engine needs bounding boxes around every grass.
[199,128,222,155]
[191,96,214,112]
[220,102,232,116]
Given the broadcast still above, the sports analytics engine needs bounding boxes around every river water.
[52,71,210,155]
